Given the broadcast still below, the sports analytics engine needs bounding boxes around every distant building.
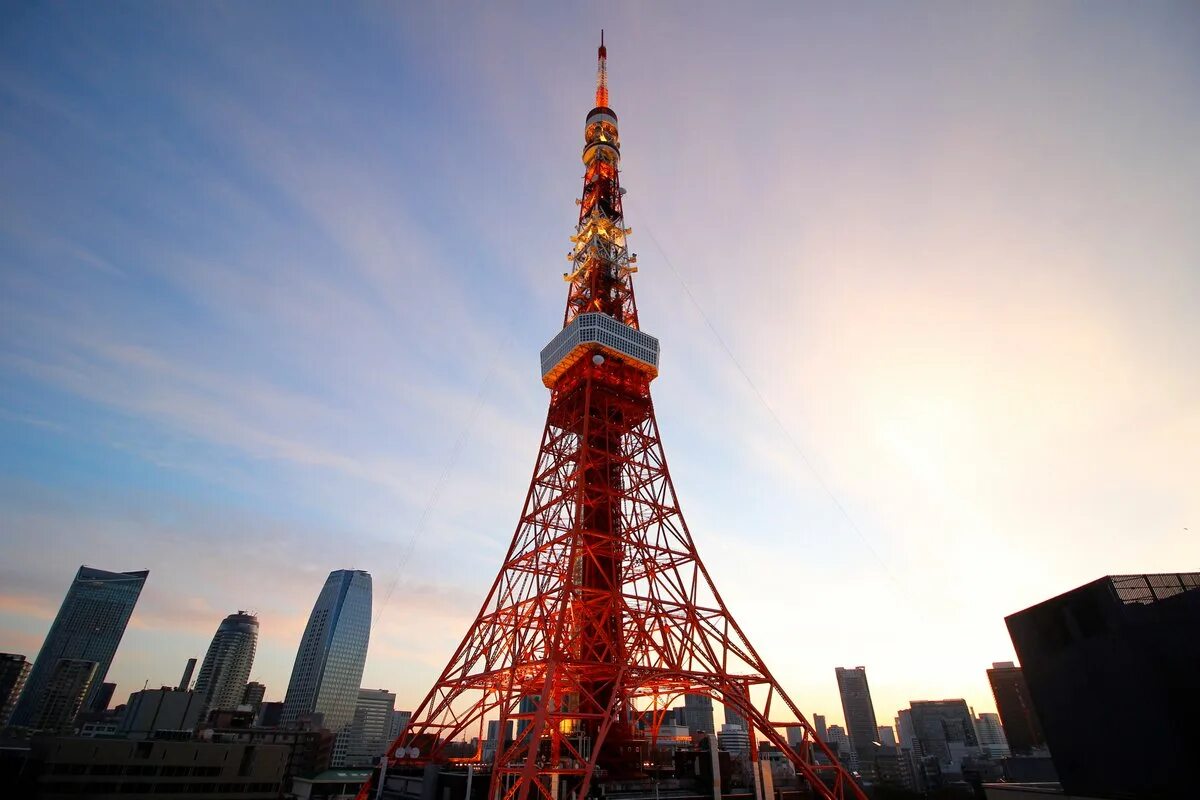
[722,690,748,732]
[908,699,979,785]
[717,722,750,757]
[785,724,804,748]
[516,694,538,736]
[28,735,287,798]
[11,566,148,727]
[985,661,1046,755]
[973,712,1009,758]
[824,724,851,760]
[895,709,914,750]
[0,653,31,727]
[178,657,198,691]
[119,687,205,739]
[813,713,827,742]
[242,681,267,712]
[34,658,97,732]
[89,681,117,713]
[389,709,412,742]
[681,694,715,735]
[342,688,397,768]
[1006,572,1200,799]
[835,666,878,776]
[484,717,515,762]
[282,570,372,734]
[877,725,896,748]
[194,611,260,721]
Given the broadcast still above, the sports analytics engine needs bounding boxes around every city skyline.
[2,2,1198,734]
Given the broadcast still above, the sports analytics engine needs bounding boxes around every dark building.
[681,694,715,735]
[0,653,31,727]
[11,566,148,728]
[27,735,287,799]
[242,681,266,712]
[1006,572,1200,800]
[258,700,284,728]
[118,687,205,739]
[835,666,878,776]
[985,661,1045,755]
[907,698,978,788]
[88,681,116,713]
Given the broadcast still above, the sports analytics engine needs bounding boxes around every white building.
[974,712,1010,758]
[339,688,396,768]
[717,723,751,757]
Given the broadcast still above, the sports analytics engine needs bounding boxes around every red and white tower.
[362,34,866,800]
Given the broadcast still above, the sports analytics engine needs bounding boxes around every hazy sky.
[2,2,1197,732]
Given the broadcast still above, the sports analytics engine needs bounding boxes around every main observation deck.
[540,312,659,388]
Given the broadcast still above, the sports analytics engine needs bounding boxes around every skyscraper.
[11,566,148,728]
[986,661,1045,756]
[835,667,879,771]
[681,694,715,735]
[194,611,259,721]
[877,725,897,748]
[0,653,31,727]
[813,713,827,742]
[34,658,97,732]
[907,700,979,766]
[282,569,372,732]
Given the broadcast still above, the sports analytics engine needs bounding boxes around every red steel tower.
[363,34,866,800]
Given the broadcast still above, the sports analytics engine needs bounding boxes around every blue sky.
[2,2,1198,730]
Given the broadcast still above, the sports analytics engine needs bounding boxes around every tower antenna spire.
[595,29,608,107]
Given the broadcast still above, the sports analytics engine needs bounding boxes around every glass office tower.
[281,570,372,732]
[11,566,148,728]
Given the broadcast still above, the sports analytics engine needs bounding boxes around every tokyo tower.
[361,34,866,800]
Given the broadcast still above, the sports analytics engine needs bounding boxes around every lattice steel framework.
[360,33,866,800]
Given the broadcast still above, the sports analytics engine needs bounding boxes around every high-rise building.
[11,566,148,727]
[722,689,747,732]
[985,661,1045,755]
[813,713,827,742]
[0,653,31,727]
[194,611,259,721]
[242,681,266,712]
[681,694,715,735]
[282,570,372,733]
[877,725,896,748]
[717,722,750,757]
[34,658,97,732]
[907,700,978,770]
[974,712,1009,758]
[343,688,397,768]
[824,725,851,760]
[895,710,915,751]
[389,709,412,742]
[88,681,117,713]
[1006,572,1200,799]
[515,694,538,737]
[177,657,198,691]
[835,667,878,774]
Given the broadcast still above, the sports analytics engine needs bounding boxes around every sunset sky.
[1,2,1197,732]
